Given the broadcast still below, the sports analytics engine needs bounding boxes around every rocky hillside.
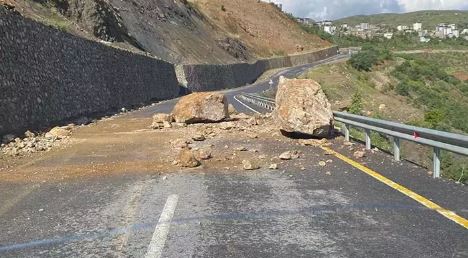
[190,0,330,58]
[6,0,330,64]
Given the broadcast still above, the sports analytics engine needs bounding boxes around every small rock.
[196,148,212,160]
[163,121,172,128]
[325,171,332,175]
[192,133,206,142]
[220,122,235,130]
[45,126,71,139]
[242,160,260,170]
[153,113,173,124]
[279,151,300,160]
[353,151,366,159]
[343,141,353,146]
[379,104,386,111]
[24,131,35,138]
[177,149,201,168]
[172,139,190,149]
[235,146,248,151]
[319,161,327,167]
[269,163,278,170]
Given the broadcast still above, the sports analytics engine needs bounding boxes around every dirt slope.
[191,0,330,57]
[5,0,330,64]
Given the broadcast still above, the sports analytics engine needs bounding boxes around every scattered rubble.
[269,163,278,170]
[171,139,191,149]
[1,127,72,157]
[195,147,212,160]
[45,126,72,139]
[151,113,174,129]
[242,159,260,170]
[279,150,300,160]
[192,133,206,142]
[275,77,333,137]
[353,150,366,159]
[177,149,201,168]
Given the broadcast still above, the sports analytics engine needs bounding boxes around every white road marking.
[233,95,261,114]
[145,194,179,258]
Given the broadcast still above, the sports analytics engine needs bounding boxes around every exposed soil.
[453,71,468,81]
[192,0,330,58]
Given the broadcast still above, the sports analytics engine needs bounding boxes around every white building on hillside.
[383,32,393,39]
[413,23,422,31]
[397,25,409,31]
[323,25,336,34]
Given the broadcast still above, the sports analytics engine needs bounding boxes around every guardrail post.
[393,137,400,161]
[433,147,441,178]
[342,124,350,142]
[365,129,371,150]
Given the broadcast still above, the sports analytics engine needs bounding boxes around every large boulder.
[172,92,228,124]
[275,77,333,138]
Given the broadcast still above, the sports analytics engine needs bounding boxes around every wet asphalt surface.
[1,55,467,257]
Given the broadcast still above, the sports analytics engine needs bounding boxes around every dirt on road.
[0,107,338,184]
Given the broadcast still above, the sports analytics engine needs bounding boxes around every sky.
[270,0,468,20]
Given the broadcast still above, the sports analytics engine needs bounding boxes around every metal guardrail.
[334,112,468,178]
[237,94,468,179]
[238,93,276,111]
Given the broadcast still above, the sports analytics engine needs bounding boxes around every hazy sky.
[270,0,468,20]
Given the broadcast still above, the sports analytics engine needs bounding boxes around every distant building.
[296,18,315,26]
[360,23,369,30]
[413,23,422,31]
[323,25,336,34]
[420,37,431,43]
[383,32,393,39]
[397,25,409,31]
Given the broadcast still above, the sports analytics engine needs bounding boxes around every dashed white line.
[233,95,261,114]
[145,194,179,258]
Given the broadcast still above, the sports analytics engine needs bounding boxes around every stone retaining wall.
[0,7,180,136]
[182,47,338,92]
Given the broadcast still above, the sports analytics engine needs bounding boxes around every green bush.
[348,47,392,71]
[349,51,377,71]
[349,91,363,115]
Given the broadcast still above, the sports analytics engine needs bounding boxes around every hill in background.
[336,10,468,29]
[7,0,330,64]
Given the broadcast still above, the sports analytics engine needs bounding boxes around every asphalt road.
[0,54,467,257]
